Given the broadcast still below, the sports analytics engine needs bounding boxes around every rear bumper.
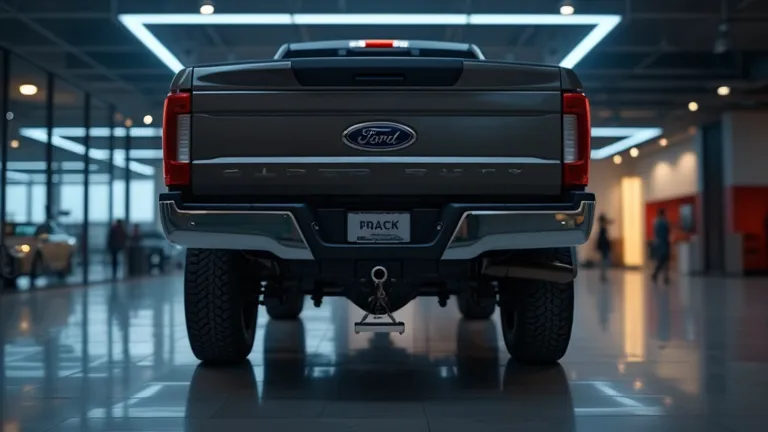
[159,192,595,261]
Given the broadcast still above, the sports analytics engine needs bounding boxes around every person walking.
[596,213,613,282]
[652,209,671,284]
[107,219,127,280]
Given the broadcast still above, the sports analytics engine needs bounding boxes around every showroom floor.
[1,269,767,431]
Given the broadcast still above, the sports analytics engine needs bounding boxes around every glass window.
[0,50,4,218]
[88,98,113,283]
[52,78,85,285]
[6,55,49,226]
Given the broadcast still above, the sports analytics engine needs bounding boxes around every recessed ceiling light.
[717,85,731,96]
[659,138,668,147]
[125,118,134,128]
[6,112,14,121]
[613,155,622,164]
[560,0,575,15]
[688,101,699,112]
[143,115,153,125]
[10,139,20,149]
[200,0,214,15]
[19,84,38,96]
[118,13,622,73]
[629,147,639,158]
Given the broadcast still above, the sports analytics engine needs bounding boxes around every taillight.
[162,92,191,186]
[562,92,591,187]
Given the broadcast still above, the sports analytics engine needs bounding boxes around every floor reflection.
[1,269,768,431]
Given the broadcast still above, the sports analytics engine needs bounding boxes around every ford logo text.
[342,122,417,151]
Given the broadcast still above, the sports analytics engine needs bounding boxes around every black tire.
[264,292,305,320]
[499,248,575,364]
[57,254,74,280]
[184,249,258,365]
[456,284,496,320]
[29,253,44,284]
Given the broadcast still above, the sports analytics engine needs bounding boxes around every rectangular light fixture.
[590,127,663,160]
[620,176,645,267]
[118,13,622,72]
[18,128,156,176]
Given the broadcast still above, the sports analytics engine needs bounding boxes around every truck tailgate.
[187,58,565,197]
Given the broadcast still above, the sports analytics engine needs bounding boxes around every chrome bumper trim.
[440,201,595,260]
[158,201,314,260]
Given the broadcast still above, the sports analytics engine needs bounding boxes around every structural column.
[720,111,768,274]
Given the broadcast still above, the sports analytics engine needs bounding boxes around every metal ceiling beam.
[0,1,149,110]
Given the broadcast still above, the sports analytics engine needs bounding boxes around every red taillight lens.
[562,92,591,187]
[349,39,409,48]
[162,92,191,186]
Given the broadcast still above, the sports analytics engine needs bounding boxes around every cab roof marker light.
[118,13,623,73]
[591,128,663,160]
[22,126,655,161]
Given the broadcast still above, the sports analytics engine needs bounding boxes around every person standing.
[652,209,671,284]
[107,219,127,280]
[596,213,613,282]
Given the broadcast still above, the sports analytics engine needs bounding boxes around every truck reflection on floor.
[184,319,576,431]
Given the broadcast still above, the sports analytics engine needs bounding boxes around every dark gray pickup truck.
[159,39,595,365]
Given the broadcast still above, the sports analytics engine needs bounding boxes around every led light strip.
[19,126,661,161]
[18,128,156,176]
[590,127,664,160]
[117,13,622,72]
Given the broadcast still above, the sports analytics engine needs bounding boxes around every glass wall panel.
[88,99,113,283]
[111,111,127,278]
[52,78,85,286]
[5,55,50,289]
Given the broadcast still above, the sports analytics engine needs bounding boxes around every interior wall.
[581,158,630,262]
[583,136,700,265]
[636,139,700,244]
[722,111,768,271]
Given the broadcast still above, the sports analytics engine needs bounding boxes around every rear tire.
[498,248,575,364]
[265,291,305,320]
[456,284,496,320]
[184,249,258,365]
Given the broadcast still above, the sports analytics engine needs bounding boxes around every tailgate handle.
[354,74,405,83]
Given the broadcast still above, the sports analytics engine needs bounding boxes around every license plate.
[347,212,411,243]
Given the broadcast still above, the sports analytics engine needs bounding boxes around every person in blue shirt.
[652,209,671,284]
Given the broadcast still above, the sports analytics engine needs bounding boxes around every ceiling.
[1,0,768,151]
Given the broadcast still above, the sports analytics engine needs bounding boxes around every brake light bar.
[349,39,409,48]
[562,92,591,187]
[162,92,191,186]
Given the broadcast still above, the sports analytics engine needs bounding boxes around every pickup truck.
[159,39,595,365]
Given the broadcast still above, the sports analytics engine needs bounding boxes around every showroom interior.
[1,0,768,431]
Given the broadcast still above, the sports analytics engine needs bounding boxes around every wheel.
[184,249,258,364]
[456,283,496,319]
[264,291,304,320]
[29,253,44,284]
[498,248,575,364]
[57,254,74,280]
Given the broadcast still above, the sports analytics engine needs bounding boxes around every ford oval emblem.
[342,121,417,151]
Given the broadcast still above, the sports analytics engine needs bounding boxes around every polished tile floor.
[2,269,768,431]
